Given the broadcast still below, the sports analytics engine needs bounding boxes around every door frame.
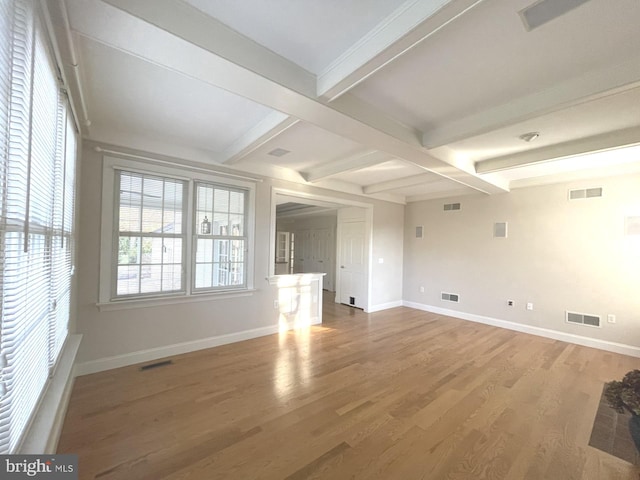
[270,187,373,311]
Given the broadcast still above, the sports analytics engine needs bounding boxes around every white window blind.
[114,171,186,298]
[0,0,78,454]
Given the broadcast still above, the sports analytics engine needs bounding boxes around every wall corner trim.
[366,300,404,313]
[75,323,294,376]
[402,301,640,358]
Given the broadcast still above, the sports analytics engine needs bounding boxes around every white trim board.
[75,324,286,376]
[366,300,404,313]
[403,301,640,358]
[20,335,82,454]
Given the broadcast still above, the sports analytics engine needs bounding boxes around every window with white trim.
[0,0,78,453]
[101,159,255,305]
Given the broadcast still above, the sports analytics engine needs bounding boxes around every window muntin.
[114,171,186,298]
[194,183,247,290]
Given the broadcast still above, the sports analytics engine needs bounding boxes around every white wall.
[74,142,404,369]
[403,174,640,348]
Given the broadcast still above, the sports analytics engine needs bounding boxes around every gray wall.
[403,174,640,346]
[74,143,404,364]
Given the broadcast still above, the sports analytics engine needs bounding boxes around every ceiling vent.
[568,187,602,200]
[566,311,600,327]
[268,148,291,157]
[444,202,461,211]
[520,0,593,31]
[441,292,459,303]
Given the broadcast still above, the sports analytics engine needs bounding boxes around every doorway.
[270,189,372,313]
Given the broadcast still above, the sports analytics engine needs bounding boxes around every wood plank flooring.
[58,296,640,479]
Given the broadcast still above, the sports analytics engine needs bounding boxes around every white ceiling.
[182,0,409,75]
[52,0,640,204]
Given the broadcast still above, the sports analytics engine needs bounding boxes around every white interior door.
[339,221,366,307]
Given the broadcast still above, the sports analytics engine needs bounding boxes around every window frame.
[99,156,256,308]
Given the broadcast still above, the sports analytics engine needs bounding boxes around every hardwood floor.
[59,296,640,479]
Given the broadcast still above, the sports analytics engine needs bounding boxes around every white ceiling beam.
[317,0,485,100]
[476,126,640,174]
[73,0,507,194]
[101,0,316,97]
[221,113,299,165]
[363,173,438,194]
[423,56,640,148]
[406,187,478,203]
[226,0,484,164]
[303,150,391,183]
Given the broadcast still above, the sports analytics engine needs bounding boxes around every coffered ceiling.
[47,0,640,204]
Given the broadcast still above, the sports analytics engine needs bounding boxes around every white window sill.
[96,289,256,312]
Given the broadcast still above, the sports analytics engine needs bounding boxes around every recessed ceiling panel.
[240,122,368,171]
[351,0,640,130]
[334,160,426,186]
[76,36,274,154]
[440,87,640,163]
[183,0,408,74]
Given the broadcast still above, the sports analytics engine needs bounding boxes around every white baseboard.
[20,334,82,454]
[403,301,640,358]
[75,324,282,376]
[366,300,404,313]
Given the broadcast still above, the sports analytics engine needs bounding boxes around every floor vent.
[444,202,461,211]
[566,311,600,327]
[441,292,459,303]
[140,360,173,371]
[569,187,602,200]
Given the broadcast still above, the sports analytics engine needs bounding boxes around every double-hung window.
[100,157,255,306]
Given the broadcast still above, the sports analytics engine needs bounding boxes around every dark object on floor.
[589,384,640,465]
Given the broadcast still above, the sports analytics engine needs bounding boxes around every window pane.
[230,263,243,286]
[140,237,162,264]
[141,177,164,233]
[231,240,244,262]
[195,263,212,289]
[229,214,244,236]
[196,184,213,229]
[140,265,162,293]
[163,181,183,233]
[163,238,182,264]
[213,212,229,235]
[117,265,140,296]
[229,190,244,214]
[196,238,213,263]
[214,188,229,212]
[118,236,140,264]
[162,264,182,291]
[119,174,142,232]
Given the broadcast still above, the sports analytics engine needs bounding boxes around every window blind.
[0,0,77,454]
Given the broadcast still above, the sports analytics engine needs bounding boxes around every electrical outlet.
[419,286,425,293]
[273,300,279,309]
[608,314,616,324]
[526,302,533,311]
[507,300,514,307]
[378,257,384,264]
